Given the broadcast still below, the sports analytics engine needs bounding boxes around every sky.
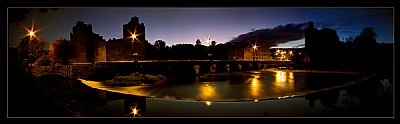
[8,8,393,48]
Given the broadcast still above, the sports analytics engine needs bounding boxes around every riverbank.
[8,63,71,117]
[8,62,125,117]
[35,76,125,117]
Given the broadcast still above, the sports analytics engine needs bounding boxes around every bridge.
[30,60,294,79]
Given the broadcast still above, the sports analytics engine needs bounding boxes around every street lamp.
[251,43,258,61]
[129,29,140,42]
[25,27,38,70]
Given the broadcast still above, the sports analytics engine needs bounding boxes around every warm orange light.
[199,84,216,100]
[251,43,258,51]
[128,29,141,42]
[250,77,260,97]
[129,106,141,117]
[29,31,35,36]
[131,33,137,39]
[205,101,212,106]
[24,19,39,41]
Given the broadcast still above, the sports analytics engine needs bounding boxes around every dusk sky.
[8,8,393,48]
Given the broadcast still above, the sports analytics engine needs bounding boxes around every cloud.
[316,21,335,29]
[8,8,59,23]
[229,23,308,47]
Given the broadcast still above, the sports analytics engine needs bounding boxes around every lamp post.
[252,43,258,61]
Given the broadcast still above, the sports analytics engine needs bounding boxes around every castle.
[69,16,146,63]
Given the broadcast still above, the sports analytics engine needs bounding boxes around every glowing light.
[251,43,258,51]
[24,19,39,41]
[199,83,217,100]
[131,33,137,39]
[128,29,141,42]
[274,71,295,90]
[275,71,287,83]
[205,101,212,106]
[254,99,258,102]
[129,105,141,117]
[29,31,35,36]
[249,76,260,97]
[204,36,212,46]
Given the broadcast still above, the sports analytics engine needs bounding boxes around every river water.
[79,69,392,117]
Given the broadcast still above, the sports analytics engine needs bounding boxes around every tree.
[154,40,166,50]
[35,50,51,66]
[49,39,73,65]
[211,41,217,47]
[353,27,378,48]
[18,36,46,65]
[195,39,201,46]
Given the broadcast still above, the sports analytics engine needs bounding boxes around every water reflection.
[249,75,261,98]
[199,83,218,100]
[86,72,392,117]
[274,71,295,91]
[82,70,362,101]
[124,96,146,117]
[205,101,212,106]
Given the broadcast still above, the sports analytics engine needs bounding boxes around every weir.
[30,60,294,80]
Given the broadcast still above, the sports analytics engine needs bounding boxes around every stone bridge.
[30,64,96,79]
[30,60,294,79]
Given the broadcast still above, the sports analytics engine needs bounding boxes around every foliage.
[107,72,167,86]
[17,36,46,65]
[34,50,52,66]
[154,40,166,50]
[353,27,378,48]
[49,39,73,65]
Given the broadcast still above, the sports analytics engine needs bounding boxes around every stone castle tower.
[106,16,146,61]
[123,16,146,42]
[69,21,106,63]
[69,16,146,63]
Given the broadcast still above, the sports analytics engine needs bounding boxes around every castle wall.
[69,16,147,63]
[95,38,106,62]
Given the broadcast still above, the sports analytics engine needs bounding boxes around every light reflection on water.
[81,70,362,102]
[79,70,392,117]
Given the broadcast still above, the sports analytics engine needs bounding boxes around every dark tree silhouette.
[49,39,73,65]
[211,41,217,47]
[18,36,46,65]
[353,27,378,48]
[154,40,166,50]
[195,39,201,46]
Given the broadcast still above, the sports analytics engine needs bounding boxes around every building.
[269,48,304,61]
[106,16,146,61]
[228,41,272,61]
[69,16,147,63]
[69,21,106,63]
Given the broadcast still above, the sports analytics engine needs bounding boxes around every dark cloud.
[316,21,335,29]
[8,8,29,23]
[8,8,59,23]
[229,23,308,47]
